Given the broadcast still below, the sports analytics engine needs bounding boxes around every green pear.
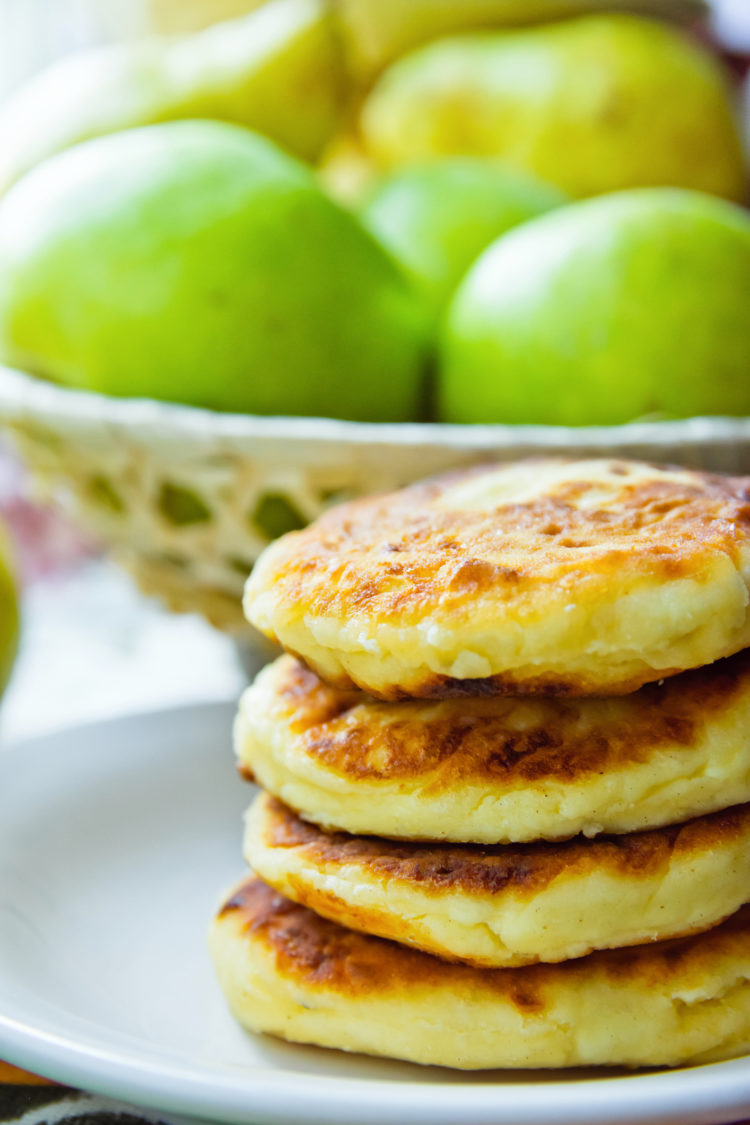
[438,188,750,427]
[0,520,18,700]
[360,14,747,202]
[145,0,268,35]
[0,0,345,193]
[335,0,704,83]
[359,159,566,314]
[0,121,430,421]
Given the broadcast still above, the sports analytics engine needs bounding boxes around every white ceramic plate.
[0,703,749,1125]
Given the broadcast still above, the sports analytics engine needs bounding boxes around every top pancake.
[244,458,750,699]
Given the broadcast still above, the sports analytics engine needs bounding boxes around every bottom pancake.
[244,793,750,967]
[209,878,750,1070]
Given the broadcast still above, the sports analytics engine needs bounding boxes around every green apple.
[0,120,430,421]
[360,14,747,202]
[359,159,566,314]
[0,0,345,193]
[0,520,18,700]
[438,188,750,426]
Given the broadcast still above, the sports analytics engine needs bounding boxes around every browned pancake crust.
[250,461,750,697]
[264,650,750,790]
[218,878,750,1006]
[260,796,750,901]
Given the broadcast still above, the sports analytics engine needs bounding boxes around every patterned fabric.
[0,1080,174,1125]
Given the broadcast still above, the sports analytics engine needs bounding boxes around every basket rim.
[1,363,749,453]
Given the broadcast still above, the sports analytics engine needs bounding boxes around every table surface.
[0,555,246,746]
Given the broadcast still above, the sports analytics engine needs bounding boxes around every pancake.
[235,651,750,843]
[209,878,750,1069]
[244,458,750,699]
[245,793,750,968]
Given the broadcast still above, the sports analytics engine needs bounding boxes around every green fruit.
[360,159,566,313]
[360,14,747,201]
[148,0,268,34]
[0,520,19,700]
[335,0,703,83]
[0,0,345,192]
[0,121,430,421]
[439,188,750,427]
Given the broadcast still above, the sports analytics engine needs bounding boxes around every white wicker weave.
[2,364,749,634]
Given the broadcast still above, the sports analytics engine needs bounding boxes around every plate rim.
[1,1006,749,1125]
[0,703,749,1125]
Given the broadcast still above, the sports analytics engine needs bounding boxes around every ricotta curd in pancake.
[235,651,750,842]
[209,878,750,1069]
[243,458,750,699]
[245,792,750,968]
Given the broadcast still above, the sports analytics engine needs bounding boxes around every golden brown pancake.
[209,878,750,1069]
[245,792,750,968]
[244,458,750,699]
[235,651,750,842]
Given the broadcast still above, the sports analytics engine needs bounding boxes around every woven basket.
[2,364,750,636]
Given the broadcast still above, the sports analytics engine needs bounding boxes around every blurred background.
[1,0,748,97]
[0,0,748,742]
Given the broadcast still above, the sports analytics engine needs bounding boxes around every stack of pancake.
[209,457,750,1069]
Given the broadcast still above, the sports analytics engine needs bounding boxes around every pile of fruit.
[0,0,747,427]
